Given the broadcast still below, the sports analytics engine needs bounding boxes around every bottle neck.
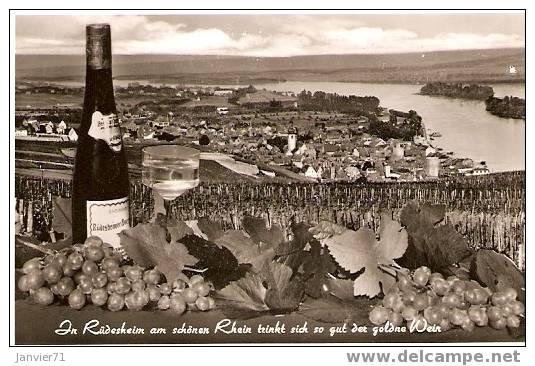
[86,24,112,69]
[80,67,116,133]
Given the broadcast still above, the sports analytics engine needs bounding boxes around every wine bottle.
[72,24,130,247]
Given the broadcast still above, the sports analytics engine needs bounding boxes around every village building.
[238,90,298,109]
[214,89,234,97]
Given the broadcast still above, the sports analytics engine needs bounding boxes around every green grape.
[430,278,450,296]
[503,287,518,302]
[25,270,45,290]
[500,304,513,317]
[159,283,173,296]
[401,305,418,321]
[107,293,125,312]
[439,318,452,332]
[388,311,404,327]
[490,318,507,330]
[412,266,431,287]
[449,308,468,326]
[158,295,170,310]
[461,318,475,332]
[33,287,54,306]
[22,258,41,274]
[423,306,442,325]
[195,296,210,311]
[81,260,99,276]
[506,315,521,329]
[402,290,417,305]
[487,306,504,322]
[412,293,430,311]
[510,301,525,315]
[189,275,205,286]
[382,292,401,310]
[369,306,389,325]
[491,292,509,306]
[169,294,187,314]
[91,288,108,306]
[42,264,62,285]
[68,289,86,310]
[442,293,462,308]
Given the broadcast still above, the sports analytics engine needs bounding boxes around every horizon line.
[15,46,526,58]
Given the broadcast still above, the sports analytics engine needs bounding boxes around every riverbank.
[419,82,494,100]
[258,81,525,172]
[485,96,526,119]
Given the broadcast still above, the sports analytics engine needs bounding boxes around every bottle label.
[86,197,129,248]
[88,111,122,152]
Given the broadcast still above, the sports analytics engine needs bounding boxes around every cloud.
[15,15,525,56]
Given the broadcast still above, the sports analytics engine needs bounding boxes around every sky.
[15,13,525,56]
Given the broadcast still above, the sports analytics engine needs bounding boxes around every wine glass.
[142,145,200,222]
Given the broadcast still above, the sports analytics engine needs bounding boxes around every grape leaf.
[215,262,304,315]
[242,215,285,247]
[215,230,275,272]
[197,217,225,241]
[401,202,445,228]
[470,249,525,303]
[166,218,194,242]
[52,196,72,239]
[301,240,338,298]
[179,234,248,289]
[185,220,209,240]
[276,221,313,256]
[277,222,317,273]
[398,202,473,270]
[318,213,408,298]
[215,272,270,313]
[309,220,346,240]
[262,261,305,311]
[325,277,356,301]
[276,222,338,299]
[119,223,198,284]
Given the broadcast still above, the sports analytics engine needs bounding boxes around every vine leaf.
[301,240,337,298]
[215,230,275,272]
[215,272,270,313]
[179,234,247,289]
[119,223,198,284]
[197,217,225,241]
[326,277,357,301]
[242,215,285,247]
[167,219,193,242]
[276,222,312,256]
[318,214,408,298]
[470,249,525,303]
[214,261,305,314]
[263,261,305,311]
[399,202,473,270]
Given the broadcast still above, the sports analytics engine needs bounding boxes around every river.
[256,82,525,172]
[55,79,525,172]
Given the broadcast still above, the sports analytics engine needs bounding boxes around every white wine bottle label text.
[88,111,123,152]
[87,197,129,247]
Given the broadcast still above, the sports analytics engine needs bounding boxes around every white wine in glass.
[142,145,200,219]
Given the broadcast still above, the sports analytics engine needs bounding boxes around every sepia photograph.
[11,10,525,346]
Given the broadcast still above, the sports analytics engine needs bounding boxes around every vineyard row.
[14,175,525,269]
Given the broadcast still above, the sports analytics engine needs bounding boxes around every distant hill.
[16,48,524,84]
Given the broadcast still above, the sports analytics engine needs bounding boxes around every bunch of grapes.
[369,266,525,332]
[17,236,216,314]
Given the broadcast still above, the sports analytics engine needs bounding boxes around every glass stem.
[164,199,172,223]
